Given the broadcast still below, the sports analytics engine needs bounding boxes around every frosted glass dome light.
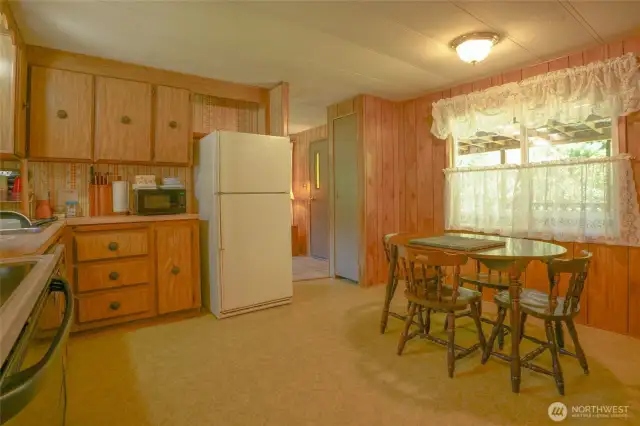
[451,33,500,64]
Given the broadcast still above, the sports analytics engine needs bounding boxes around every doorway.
[292,139,330,282]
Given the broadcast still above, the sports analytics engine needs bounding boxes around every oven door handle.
[0,277,74,425]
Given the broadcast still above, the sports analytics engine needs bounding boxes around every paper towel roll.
[112,181,129,213]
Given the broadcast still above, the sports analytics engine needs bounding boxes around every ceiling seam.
[450,1,544,64]
[558,1,603,44]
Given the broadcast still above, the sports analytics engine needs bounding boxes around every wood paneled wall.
[192,94,260,134]
[291,124,327,255]
[269,82,289,137]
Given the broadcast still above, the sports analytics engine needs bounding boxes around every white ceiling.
[10,0,640,134]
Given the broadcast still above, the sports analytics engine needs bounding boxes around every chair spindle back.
[547,251,592,315]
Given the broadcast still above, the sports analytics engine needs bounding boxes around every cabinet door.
[154,85,191,164]
[156,222,196,314]
[0,32,15,154]
[29,67,93,160]
[95,76,152,162]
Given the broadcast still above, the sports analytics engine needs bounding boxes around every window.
[453,116,613,168]
[446,115,625,244]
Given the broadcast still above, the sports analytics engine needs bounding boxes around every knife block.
[89,184,114,216]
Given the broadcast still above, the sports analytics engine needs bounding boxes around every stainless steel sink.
[0,227,43,235]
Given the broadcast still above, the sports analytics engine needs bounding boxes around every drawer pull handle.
[108,242,119,251]
[109,271,120,281]
[169,120,177,129]
[121,115,131,124]
[109,301,121,311]
[57,109,68,119]
[171,266,180,275]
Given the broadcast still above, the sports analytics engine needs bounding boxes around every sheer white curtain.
[445,155,640,246]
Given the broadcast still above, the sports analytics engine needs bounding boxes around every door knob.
[310,196,315,201]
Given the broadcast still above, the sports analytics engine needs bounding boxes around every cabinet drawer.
[76,258,150,293]
[77,285,152,323]
[75,229,148,262]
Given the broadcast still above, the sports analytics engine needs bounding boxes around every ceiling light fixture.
[450,32,501,64]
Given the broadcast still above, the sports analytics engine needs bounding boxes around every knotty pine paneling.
[291,124,327,255]
[192,94,259,134]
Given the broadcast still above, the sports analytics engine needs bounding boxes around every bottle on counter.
[65,200,79,218]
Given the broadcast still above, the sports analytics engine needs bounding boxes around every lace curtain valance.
[431,53,640,140]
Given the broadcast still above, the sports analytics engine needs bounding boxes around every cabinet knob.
[121,115,131,124]
[109,301,121,311]
[109,271,120,281]
[171,266,180,275]
[108,242,119,251]
[57,110,68,119]
[169,120,177,129]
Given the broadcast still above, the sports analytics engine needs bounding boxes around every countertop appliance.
[133,188,187,215]
[195,130,292,318]
[0,251,73,426]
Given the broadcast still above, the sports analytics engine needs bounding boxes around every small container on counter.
[65,200,79,218]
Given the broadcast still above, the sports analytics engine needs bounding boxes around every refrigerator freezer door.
[218,131,290,194]
[219,193,292,313]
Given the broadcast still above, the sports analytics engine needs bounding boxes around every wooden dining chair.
[482,252,592,395]
[397,248,486,378]
[380,233,437,333]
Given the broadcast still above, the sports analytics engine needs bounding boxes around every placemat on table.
[409,235,506,252]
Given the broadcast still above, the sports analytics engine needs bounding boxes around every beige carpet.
[66,279,640,426]
[292,256,329,281]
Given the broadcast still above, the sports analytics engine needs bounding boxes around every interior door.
[333,114,359,282]
[309,139,329,259]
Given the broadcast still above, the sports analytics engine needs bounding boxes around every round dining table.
[381,232,567,393]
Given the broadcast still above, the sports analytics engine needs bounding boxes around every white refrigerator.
[195,131,293,318]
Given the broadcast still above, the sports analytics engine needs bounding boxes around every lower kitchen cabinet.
[65,219,201,332]
[156,221,200,314]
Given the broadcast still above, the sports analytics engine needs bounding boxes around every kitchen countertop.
[65,213,199,226]
[0,214,199,259]
[0,221,66,259]
[0,247,62,367]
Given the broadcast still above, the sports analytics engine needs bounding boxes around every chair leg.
[565,318,589,375]
[497,323,506,351]
[545,320,565,396]
[397,302,417,356]
[470,302,486,352]
[555,321,565,349]
[482,307,506,364]
[447,312,456,378]
[477,286,484,316]
[424,308,432,335]
[520,313,528,344]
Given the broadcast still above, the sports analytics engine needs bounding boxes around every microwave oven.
[133,189,187,215]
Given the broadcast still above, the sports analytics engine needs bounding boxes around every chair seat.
[460,272,519,290]
[405,285,481,311]
[494,289,580,319]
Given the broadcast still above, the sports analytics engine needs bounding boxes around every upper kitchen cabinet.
[154,85,191,165]
[0,19,15,155]
[95,76,152,163]
[29,67,93,160]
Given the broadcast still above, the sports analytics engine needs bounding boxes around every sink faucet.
[0,211,33,229]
